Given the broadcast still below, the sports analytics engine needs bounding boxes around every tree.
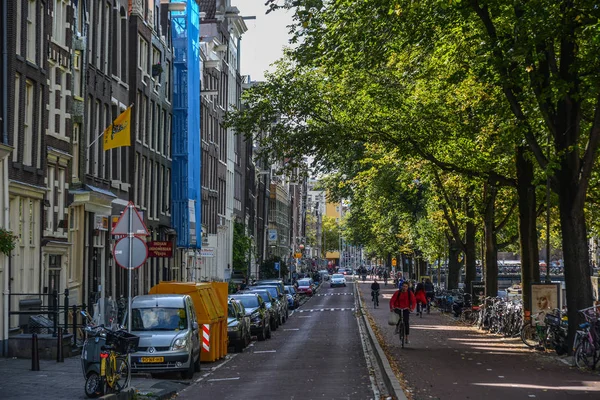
[232,222,252,275]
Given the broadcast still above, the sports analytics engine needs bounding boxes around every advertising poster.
[531,283,560,323]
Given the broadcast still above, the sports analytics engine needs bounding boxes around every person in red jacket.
[389,281,416,343]
[414,282,428,317]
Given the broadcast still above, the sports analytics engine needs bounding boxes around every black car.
[244,289,281,331]
[254,285,288,323]
[227,298,251,352]
[229,294,272,341]
[284,285,300,309]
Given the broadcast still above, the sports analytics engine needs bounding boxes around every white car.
[330,274,346,288]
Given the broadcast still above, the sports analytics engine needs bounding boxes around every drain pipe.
[2,0,9,357]
[2,0,7,143]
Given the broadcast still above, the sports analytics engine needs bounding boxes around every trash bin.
[28,314,55,335]
[149,282,227,362]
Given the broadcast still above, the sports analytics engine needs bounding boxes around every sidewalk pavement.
[356,281,600,400]
[0,354,187,400]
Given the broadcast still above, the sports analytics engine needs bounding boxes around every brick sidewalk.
[0,355,185,399]
[357,281,600,400]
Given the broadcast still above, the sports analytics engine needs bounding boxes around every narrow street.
[356,280,600,400]
[177,280,378,399]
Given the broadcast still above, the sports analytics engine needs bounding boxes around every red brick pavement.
[358,281,600,400]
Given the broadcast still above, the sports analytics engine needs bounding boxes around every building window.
[142,95,147,144]
[74,51,82,97]
[134,152,139,201]
[52,0,68,46]
[26,0,36,62]
[140,157,146,208]
[46,166,55,231]
[13,74,21,163]
[120,10,127,80]
[94,100,100,175]
[85,96,92,174]
[166,114,171,158]
[16,0,22,55]
[159,164,164,214]
[165,60,171,102]
[58,168,65,229]
[37,90,42,168]
[72,124,80,182]
[166,169,171,216]
[148,100,154,149]
[23,80,34,166]
[153,161,159,218]
[48,66,56,135]
[104,2,110,73]
[138,35,148,74]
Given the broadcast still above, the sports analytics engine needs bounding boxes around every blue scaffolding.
[171,0,202,248]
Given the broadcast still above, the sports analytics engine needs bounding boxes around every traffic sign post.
[111,202,149,390]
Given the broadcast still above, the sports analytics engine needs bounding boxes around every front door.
[48,254,62,317]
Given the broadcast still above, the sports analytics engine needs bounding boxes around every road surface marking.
[207,377,240,382]
[284,328,299,331]
[254,350,277,353]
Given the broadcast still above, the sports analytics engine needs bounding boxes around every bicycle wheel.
[107,356,130,392]
[398,321,405,348]
[575,339,596,369]
[521,323,540,348]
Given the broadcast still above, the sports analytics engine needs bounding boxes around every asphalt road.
[177,280,378,400]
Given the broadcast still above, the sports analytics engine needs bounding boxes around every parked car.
[129,294,200,379]
[284,285,300,309]
[227,298,251,352]
[296,279,314,296]
[229,294,271,341]
[244,289,281,330]
[318,270,330,281]
[330,274,347,288]
[254,285,288,323]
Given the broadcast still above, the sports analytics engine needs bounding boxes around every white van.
[129,294,200,379]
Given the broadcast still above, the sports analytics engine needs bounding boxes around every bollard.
[72,305,77,346]
[31,334,40,371]
[57,327,64,362]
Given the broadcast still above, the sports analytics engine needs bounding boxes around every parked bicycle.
[83,325,139,398]
[573,306,600,370]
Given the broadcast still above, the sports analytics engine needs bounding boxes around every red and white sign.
[202,324,210,352]
[111,201,149,236]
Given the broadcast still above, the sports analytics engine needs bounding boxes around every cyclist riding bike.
[390,281,416,343]
[423,278,435,313]
[371,279,381,308]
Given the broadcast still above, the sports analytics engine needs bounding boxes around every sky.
[236,1,295,82]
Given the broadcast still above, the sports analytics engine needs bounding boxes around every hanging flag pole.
[87,104,134,149]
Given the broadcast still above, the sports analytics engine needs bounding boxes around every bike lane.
[357,281,600,400]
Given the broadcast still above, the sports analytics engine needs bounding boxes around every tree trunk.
[516,146,540,315]
[483,183,498,298]
[447,238,461,290]
[558,185,593,348]
[464,197,477,294]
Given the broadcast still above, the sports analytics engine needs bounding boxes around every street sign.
[274,262,280,271]
[294,252,302,259]
[113,236,148,269]
[392,258,397,266]
[111,201,149,236]
[268,229,277,243]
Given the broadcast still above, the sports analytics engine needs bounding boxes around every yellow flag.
[103,107,132,151]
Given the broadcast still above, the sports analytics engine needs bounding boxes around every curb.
[98,388,135,400]
[355,283,408,400]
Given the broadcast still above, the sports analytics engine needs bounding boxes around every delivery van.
[129,294,200,379]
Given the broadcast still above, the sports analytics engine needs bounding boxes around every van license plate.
[140,357,164,363]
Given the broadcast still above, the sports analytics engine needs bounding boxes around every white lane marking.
[299,316,312,318]
[284,328,299,331]
[193,354,238,383]
[207,377,240,382]
[254,350,277,353]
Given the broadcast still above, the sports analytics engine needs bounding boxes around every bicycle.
[393,308,408,348]
[84,326,139,398]
[372,290,380,308]
[573,306,600,370]
[521,311,549,349]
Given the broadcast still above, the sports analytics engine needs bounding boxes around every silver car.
[129,294,200,379]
